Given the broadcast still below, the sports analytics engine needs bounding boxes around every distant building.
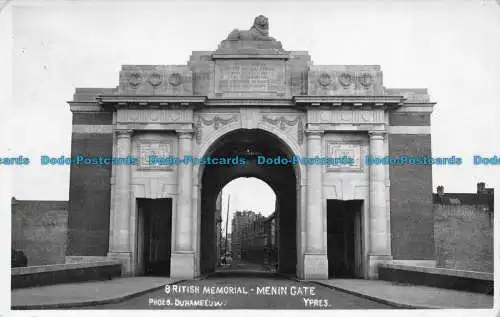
[240,212,266,261]
[231,211,259,260]
[433,182,494,272]
[230,209,277,266]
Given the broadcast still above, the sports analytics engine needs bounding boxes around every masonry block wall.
[387,90,435,261]
[67,88,115,257]
[434,204,493,272]
[11,198,68,265]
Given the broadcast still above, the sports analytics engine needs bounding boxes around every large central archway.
[197,129,299,276]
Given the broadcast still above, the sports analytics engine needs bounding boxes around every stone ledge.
[11,261,122,289]
[65,255,110,264]
[12,260,121,275]
[379,263,493,281]
[378,263,493,295]
[11,278,184,310]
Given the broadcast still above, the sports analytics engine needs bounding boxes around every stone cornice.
[293,95,405,109]
[394,103,436,114]
[67,102,104,113]
[95,95,409,110]
[205,98,294,107]
[97,95,207,108]
[211,53,290,60]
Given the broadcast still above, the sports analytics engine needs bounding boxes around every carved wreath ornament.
[339,72,353,87]
[318,73,332,87]
[128,71,144,88]
[168,73,182,86]
[147,72,163,87]
[359,73,373,88]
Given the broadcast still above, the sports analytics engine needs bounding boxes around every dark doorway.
[137,198,172,276]
[327,199,363,278]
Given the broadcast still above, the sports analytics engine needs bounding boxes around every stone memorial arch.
[66,15,436,280]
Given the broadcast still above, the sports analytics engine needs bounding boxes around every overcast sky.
[3,1,500,222]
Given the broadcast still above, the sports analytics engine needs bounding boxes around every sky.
[2,0,500,221]
[220,177,276,233]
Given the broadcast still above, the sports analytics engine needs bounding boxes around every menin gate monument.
[66,15,436,280]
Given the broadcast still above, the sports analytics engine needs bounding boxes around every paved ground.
[216,259,276,273]
[11,277,180,309]
[85,274,395,310]
[11,260,493,310]
[315,279,494,309]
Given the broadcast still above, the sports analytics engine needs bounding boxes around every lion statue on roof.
[227,15,276,41]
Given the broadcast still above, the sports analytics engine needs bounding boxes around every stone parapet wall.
[11,199,68,266]
[378,263,493,294]
[11,260,121,289]
[434,204,493,273]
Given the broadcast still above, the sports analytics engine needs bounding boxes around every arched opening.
[216,177,276,272]
[199,129,298,276]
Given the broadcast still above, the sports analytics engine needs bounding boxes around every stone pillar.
[108,129,133,274]
[170,130,195,278]
[303,130,328,280]
[368,131,392,278]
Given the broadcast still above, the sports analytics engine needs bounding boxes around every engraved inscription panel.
[327,143,363,172]
[215,60,285,96]
[137,141,173,170]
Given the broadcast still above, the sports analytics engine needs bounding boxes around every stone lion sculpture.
[227,15,276,41]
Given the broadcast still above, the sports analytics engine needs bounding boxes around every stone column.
[303,130,328,280]
[368,131,392,278]
[170,130,195,278]
[108,129,133,274]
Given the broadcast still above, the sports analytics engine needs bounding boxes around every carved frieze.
[117,109,192,123]
[200,114,238,130]
[309,109,385,125]
[261,115,304,144]
[194,114,239,144]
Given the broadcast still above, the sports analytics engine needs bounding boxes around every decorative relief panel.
[326,142,363,172]
[119,65,193,95]
[261,115,304,144]
[194,114,240,144]
[117,109,192,123]
[308,66,383,96]
[136,141,174,171]
[215,60,286,97]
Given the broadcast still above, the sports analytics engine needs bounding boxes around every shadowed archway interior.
[199,129,298,275]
